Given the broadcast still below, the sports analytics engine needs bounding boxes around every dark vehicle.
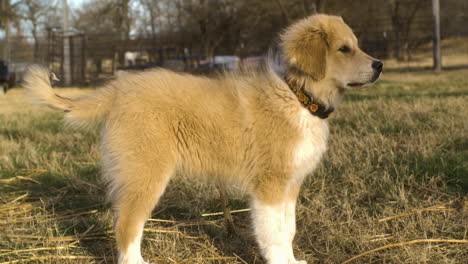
[0,59,16,94]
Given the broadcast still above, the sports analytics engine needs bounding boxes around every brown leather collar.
[284,75,334,119]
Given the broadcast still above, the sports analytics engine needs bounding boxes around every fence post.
[432,0,441,71]
[82,34,86,84]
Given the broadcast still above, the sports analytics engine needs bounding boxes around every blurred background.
[0,0,467,86]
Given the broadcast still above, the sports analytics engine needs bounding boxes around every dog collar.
[284,75,334,119]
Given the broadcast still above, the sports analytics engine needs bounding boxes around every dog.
[24,14,382,264]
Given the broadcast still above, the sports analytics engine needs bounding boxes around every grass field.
[0,68,467,264]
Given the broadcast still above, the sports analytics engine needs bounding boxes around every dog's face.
[281,14,382,89]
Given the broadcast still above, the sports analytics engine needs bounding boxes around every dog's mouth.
[347,72,382,88]
[347,82,365,87]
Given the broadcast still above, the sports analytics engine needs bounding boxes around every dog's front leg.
[285,196,307,264]
[251,197,288,264]
[116,226,148,264]
[251,188,307,264]
[252,196,307,264]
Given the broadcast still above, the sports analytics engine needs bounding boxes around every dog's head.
[281,14,382,89]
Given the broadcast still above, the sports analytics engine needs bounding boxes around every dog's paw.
[118,256,150,264]
[290,260,307,264]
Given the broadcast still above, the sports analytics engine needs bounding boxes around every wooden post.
[70,35,75,83]
[432,0,441,71]
[46,28,51,68]
[81,34,86,84]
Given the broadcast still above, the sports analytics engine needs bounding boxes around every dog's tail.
[23,65,114,128]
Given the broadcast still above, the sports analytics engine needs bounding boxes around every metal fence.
[349,13,468,72]
[1,13,467,86]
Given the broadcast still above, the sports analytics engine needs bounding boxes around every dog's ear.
[282,16,329,81]
[288,29,328,81]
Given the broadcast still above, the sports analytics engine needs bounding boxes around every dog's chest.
[292,110,329,181]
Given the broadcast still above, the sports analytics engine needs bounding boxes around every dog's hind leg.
[110,155,176,264]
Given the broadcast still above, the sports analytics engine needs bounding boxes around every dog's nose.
[372,60,383,73]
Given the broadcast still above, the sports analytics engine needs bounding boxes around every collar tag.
[284,75,334,119]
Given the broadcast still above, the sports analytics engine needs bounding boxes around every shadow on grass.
[2,157,260,263]
[152,187,261,263]
[1,164,115,261]
[383,139,468,194]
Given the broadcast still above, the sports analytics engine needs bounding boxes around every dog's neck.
[284,67,344,114]
[284,74,334,119]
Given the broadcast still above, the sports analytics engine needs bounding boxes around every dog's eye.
[338,45,351,53]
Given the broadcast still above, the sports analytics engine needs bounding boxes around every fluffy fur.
[23,14,382,264]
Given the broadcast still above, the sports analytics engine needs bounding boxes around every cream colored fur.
[23,14,381,264]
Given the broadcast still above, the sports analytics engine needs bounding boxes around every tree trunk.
[1,0,10,61]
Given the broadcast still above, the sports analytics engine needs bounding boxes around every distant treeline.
[1,0,467,62]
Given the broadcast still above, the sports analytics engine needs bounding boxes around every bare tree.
[65,0,460,64]
[177,0,240,58]
[114,0,133,65]
[73,0,135,68]
[1,0,22,61]
[21,0,48,61]
[140,0,160,38]
[386,0,427,61]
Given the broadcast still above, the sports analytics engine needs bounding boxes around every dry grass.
[1,68,467,263]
